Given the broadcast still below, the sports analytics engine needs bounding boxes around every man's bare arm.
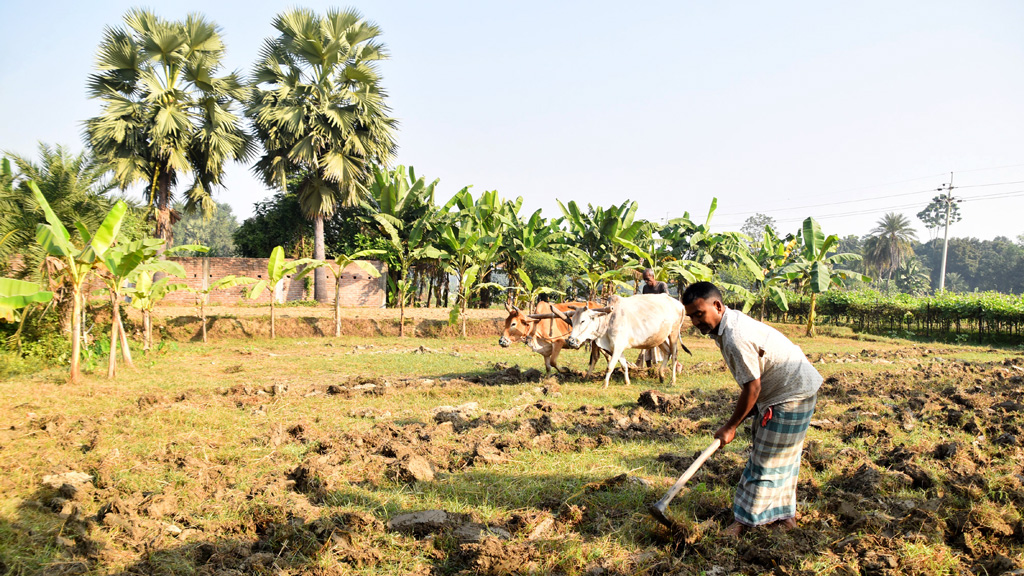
[714,378,761,445]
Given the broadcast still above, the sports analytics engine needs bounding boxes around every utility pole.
[937,172,959,293]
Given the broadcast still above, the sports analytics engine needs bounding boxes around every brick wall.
[159,257,386,307]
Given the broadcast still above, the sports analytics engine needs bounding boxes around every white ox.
[565,293,687,388]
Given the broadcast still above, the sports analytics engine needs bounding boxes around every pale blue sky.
[2,1,1022,241]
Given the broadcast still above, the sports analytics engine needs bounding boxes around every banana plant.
[0,277,54,354]
[97,238,163,376]
[125,270,187,350]
[0,277,53,322]
[99,241,208,375]
[361,165,438,309]
[182,275,256,343]
[780,217,870,337]
[744,226,797,320]
[506,269,565,313]
[31,181,126,382]
[437,190,507,337]
[500,208,566,292]
[325,250,385,337]
[369,209,440,337]
[558,199,646,271]
[247,246,324,339]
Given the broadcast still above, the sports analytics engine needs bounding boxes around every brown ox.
[498,300,603,373]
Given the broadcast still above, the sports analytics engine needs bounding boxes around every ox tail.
[680,343,693,356]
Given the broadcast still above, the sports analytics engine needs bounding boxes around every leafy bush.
[755,288,1024,342]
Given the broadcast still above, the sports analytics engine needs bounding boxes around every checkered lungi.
[733,394,817,526]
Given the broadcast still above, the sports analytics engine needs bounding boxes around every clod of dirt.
[387,510,449,536]
[459,537,537,575]
[637,389,684,413]
[470,363,544,386]
[528,517,555,540]
[934,442,959,460]
[994,433,1018,446]
[42,472,94,503]
[142,493,178,519]
[136,394,163,409]
[979,554,1017,575]
[891,461,935,490]
[994,400,1024,413]
[507,511,556,539]
[41,471,93,491]
[433,402,479,427]
[473,440,505,466]
[832,463,883,496]
[391,454,436,483]
[454,522,512,543]
[586,473,652,492]
[803,440,834,471]
[860,552,899,575]
[836,500,867,527]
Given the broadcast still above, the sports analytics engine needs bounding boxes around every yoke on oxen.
[498,299,603,374]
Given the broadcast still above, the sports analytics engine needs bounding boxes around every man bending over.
[682,281,821,536]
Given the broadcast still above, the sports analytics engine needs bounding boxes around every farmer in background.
[637,268,670,367]
[641,268,669,295]
[682,281,821,536]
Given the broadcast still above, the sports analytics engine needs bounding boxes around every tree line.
[4,6,1023,380]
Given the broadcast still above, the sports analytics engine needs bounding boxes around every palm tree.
[1,146,123,279]
[249,8,398,302]
[863,212,918,291]
[85,9,252,245]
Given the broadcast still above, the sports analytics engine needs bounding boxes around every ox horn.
[591,306,612,314]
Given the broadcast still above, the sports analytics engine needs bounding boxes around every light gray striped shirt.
[711,308,822,410]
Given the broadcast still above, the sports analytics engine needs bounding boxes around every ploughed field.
[2,325,1024,575]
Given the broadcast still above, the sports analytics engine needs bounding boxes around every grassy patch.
[1,327,1022,574]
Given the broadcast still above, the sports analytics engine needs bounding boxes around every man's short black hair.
[682,281,723,305]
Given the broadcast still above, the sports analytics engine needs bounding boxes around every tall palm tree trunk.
[313,215,328,302]
[201,299,208,343]
[155,171,174,246]
[271,299,276,339]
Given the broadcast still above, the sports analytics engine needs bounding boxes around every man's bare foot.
[774,518,797,531]
[724,521,746,537]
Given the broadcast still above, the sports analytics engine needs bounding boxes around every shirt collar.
[712,306,732,339]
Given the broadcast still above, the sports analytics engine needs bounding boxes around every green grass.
[1,328,1022,574]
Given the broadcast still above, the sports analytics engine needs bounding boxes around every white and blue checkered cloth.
[733,395,817,526]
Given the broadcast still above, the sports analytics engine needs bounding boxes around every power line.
[716,189,1024,228]
[956,179,1024,189]
[715,186,938,217]
[715,179,1024,220]
[960,190,1024,201]
[953,162,1024,174]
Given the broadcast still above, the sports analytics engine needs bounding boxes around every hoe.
[648,438,721,529]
